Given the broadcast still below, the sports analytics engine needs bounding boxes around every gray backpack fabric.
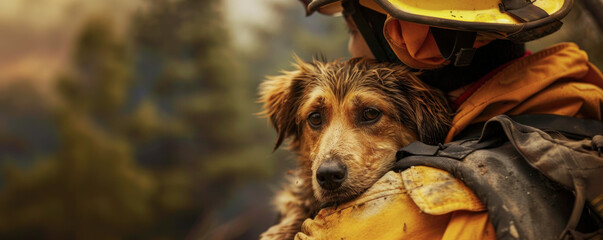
[394,115,603,240]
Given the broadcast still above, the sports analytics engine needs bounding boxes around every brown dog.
[259,58,451,239]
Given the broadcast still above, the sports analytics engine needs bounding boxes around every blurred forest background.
[0,0,600,239]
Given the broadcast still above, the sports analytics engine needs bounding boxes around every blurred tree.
[130,0,277,238]
[0,82,55,166]
[0,19,154,240]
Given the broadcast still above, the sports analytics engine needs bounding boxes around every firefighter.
[291,0,603,239]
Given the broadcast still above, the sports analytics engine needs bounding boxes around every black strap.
[342,0,401,64]
[397,136,504,160]
[454,114,603,141]
[499,0,550,22]
[395,141,441,159]
[431,28,477,67]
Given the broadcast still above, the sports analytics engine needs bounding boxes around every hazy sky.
[0,0,142,97]
[224,0,293,51]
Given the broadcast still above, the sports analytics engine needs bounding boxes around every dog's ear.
[399,72,452,145]
[259,58,314,150]
[410,86,452,145]
[378,66,452,145]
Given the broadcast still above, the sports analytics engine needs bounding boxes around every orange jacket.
[447,42,603,142]
[295,43,603,240]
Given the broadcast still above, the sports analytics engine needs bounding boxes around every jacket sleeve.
[295,170,496,240]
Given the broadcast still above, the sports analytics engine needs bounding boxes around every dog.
[258,57,451,240]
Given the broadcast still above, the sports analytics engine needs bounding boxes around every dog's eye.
[362,108,381,122]
[308,112,322,128]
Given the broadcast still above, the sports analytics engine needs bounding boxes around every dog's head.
[259,57,451,204]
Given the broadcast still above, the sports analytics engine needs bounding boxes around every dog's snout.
[316,160,347,190]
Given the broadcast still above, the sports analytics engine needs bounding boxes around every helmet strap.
[342,0,401,63]
[431,28,477,67]
[499,0,549,22]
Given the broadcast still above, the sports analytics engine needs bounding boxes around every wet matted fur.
[258,58,452,239]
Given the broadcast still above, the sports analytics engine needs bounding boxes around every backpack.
[394,114,603,240]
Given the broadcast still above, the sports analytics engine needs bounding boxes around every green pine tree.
[0,19,155,240]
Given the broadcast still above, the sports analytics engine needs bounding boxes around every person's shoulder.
[529,42,588,62]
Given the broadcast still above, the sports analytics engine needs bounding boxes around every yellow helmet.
[305,0,572,42]
[302,0,572,66]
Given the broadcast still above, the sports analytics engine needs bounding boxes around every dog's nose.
[316,160,347,190]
